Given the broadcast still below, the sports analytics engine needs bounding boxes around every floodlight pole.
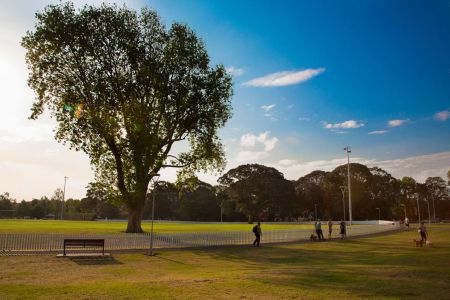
[424,198,431,225]
[400,204,406,219]
[149,174,160,256]
[314,203,318,221]
[415,193,421,224]
[60,176,68,220]
[432,198,436,223]
[344,146,352,226]
[340,186,346,221]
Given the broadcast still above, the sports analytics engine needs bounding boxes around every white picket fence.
[0,223,399,256]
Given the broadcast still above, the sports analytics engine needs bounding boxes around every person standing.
[404,217,409,230]
[419,222,427,243]
[252,222,262,247]
[327,219,333,239]
[339,220,346,239]
[315,220,325,240]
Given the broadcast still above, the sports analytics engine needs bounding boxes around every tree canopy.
[22,3,233,232]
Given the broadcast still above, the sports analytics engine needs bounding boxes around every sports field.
[0,224,448,299]
[0,219,321,234]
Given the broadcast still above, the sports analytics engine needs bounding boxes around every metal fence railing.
[0,223,399,256]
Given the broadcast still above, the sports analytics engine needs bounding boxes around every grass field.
[0,225,449,299]
[0,219,319,234]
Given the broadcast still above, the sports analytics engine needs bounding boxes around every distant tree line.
[1,164,449,222]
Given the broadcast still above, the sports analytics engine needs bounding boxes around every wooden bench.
[63,239,105,256]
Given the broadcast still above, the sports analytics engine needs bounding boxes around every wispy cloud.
[272,152,450,183]
[239,131,278,151]
[434,110,450,121]
[322,120,365,129]
[299,117,311,121]
[388,119,408,127]
[243,68,325,87]
[236,151,268,162]
[261,104,276,112]
[368,130,388,135]
[225,66,245,76]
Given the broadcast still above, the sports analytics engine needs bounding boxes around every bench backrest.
[64,239,104,247]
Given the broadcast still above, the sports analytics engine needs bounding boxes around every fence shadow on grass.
[70,256,122,265]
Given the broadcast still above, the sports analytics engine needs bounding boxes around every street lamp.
[148,173,160,256]
[60,176,68,220]
[314,203,318,221]
[375,207,380,223]
[415,193,421,224]
[424,198,431,225]
[400,204,406,220]
[344,146,352,226]
[339,186,347,221]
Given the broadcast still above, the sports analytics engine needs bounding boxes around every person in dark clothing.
[419,222,427,243]
[252,222,262,247]
[339,220,346,239]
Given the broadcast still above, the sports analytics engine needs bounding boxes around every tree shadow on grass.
[70,256,123,265]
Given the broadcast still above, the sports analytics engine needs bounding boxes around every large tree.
[22,3,232,232]
[219,164,297,222]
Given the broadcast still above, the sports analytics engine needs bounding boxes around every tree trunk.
[126,206,144,233]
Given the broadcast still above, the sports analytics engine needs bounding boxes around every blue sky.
[0,0,449,200]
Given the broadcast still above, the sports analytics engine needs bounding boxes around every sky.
[0,0,449,201]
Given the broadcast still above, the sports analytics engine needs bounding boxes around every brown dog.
[310,234,317,241]
[413,239,423,247]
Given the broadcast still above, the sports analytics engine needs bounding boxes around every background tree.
[178,181,219,221]
[144,181,179,220]
[425,177,450,221]
[22,3,232,232]
[219,164,297,222]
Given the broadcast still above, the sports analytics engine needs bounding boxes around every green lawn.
[0,225,449,299]
[0,219,318,234]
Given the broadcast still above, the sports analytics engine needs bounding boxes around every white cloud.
[243,68,325,87]
[388,119,408,127]
[240,131,279,151]
[240,133,257,147]
[261,104,276,112]
[278,159,296,166]
[256,131,279,151]
[322,120,365,129]
[226,66,245,76]
[368,130,388,135]
[272,152,450,183]
[434,110,450,121]
[236,151,268,162]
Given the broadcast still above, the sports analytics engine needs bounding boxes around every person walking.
[419,222,427,243]
[252,222,262,247]
[404,217,409,231]
[327,219,333,239]
[315,220,325,240]
[339,220,346,239]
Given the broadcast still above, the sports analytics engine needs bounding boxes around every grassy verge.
[0,225,448,299]
[0,219,322,234]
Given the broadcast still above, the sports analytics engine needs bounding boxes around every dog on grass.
[310,234,317,241]
[426,240,433,247]
[413,239,423,247]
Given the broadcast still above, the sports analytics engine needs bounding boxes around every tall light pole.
[344,146,352,226]
[424,198,431,225]
[400,204,406,219]
[431,197,436,223]
[314,203,318,221]
[149,173,160,256]
[376,207,380,223]
[60,176,68,220]
[415,193,421,224]
[339,186,346,221]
